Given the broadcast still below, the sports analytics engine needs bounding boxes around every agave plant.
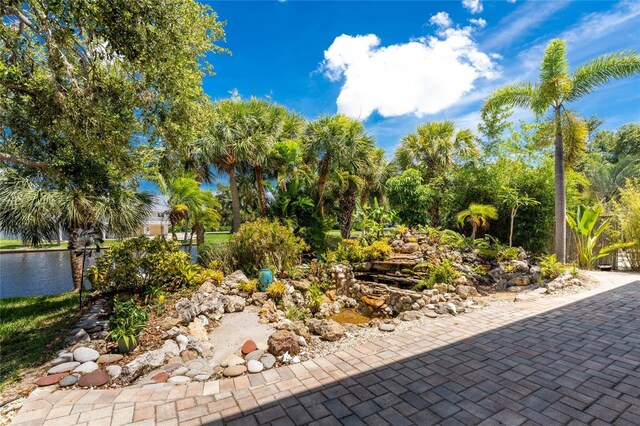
[566,204,635,269]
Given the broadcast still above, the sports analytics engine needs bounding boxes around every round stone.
[260,353,276,369]
[425,311,438,319]
[73,362,98,374]
[35,373,67,387]
[73,347,100,363]
[223,365,247,377]
[222,354,245,367]
[194,374,210,381]
[378,323,396,332]
[77,370,110,387]
[106,365,122,379]
[152,372,170,383]
[168,375,191,384]
[47,361,80,374]
[242,340,257,355]
[164,363,183,373]
[96,354,123,364]
[51,353,74,366]
[59,374,79,387]
[247,360,264,374]
[172,367,189,376]
[244,349,264,362]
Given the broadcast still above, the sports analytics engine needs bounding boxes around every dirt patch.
[329,309,372,325]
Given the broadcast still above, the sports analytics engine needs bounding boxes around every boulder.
[73,347,100,363]
[455,285,480,299]
[120,339,179,383]
[307,319,345,342]
[267,330,300,356]
[175,298,198,324]
[396,242,421,254]
[225,295,246,313]
[222,270,249,289]
[187,317,208,341]
[199,291,227,321]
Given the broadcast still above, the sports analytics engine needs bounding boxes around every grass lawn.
[203,232,232,245]
[0,292,79,390]
[0,238,140,251]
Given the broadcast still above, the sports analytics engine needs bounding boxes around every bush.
[307,282,323,313]
[498,247,521,262]
[107,296,148,341]
[197,242,234,273]
[238,279,258,293]
[88,236,196,293]
[539,254,566,279]
[614,180,640,270]
[414,260,458,291]
[329,238,392,263]
[386,169,434,227]
[266,281,286,301]
[193,269,224,287]
[285,305,310,321]
[230,219,309,276]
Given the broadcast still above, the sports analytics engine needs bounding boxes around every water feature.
[0,246,198,299]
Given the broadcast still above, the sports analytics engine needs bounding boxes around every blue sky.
[201,0,640,155]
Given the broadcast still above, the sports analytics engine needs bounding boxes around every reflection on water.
[0,246,198,298]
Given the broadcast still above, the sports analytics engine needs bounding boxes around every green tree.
[483,39,640,262]
[0,171,152,291]
[386,169,434,227]
[591,124,640,163]
[456,204,498,240]
[499,186,540,247]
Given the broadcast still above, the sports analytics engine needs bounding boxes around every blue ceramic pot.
[258,269,273,292]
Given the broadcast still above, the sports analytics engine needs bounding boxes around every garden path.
[11,271,640,426]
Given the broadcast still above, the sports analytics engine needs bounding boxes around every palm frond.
[482,82,536,114]
[568,50,640,101]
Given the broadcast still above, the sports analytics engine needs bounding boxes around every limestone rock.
[188,317,208,341]
[225,295,246,313]
[247,360,264,373]
[398,311,423,321]
[223,365,247,377]
[175,298,198,324]
[455,285,480,299]
[222,270,249,289]
[267,330,300,356]
[120,339,179,383]
[307,319,345,342]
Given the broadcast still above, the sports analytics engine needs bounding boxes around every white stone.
[222,354,245,367]
[73,347,100,363]
[281,352,292,363]
[292,356,300,364]
[298,336,307,347]
[106,365,122,379]
[378,323,395,332]
[247,360,264,373]
[73,361,99,374]
[176,334,189,352]
[168,375,191,384]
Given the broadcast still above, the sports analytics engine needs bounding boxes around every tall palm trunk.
[339,191,357,239]
[68,230,83,291]
[554,107,567,262]
[228,165,242,233]
[195,222,206,246]
[509,208,516,247]
[317,156,330,215]
[255,165,269,217]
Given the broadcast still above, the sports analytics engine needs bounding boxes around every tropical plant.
[354,198,397,242]
[566,204,635,269]
[197,242,235,273]
[483,39,640,262]
[307,283,323,313]
[285,305,310,322]
[266,281,286,302]
[329,238,392,264]
[238,279,259,293]
[499,186,540,247]
[456,204,499,240]
[386,169,434,227]
[539,254,567,279]
[613,180,640,270]
[414,260,458,291]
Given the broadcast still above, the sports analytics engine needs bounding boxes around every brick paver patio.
[11,272,640,425]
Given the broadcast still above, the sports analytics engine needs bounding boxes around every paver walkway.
[12,272,640,426]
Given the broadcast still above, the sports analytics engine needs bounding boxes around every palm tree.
[304,115,372,215]
[0,170,153,291]
[456,203,499,240]
[483,39,640,262]
[394,121,478,181]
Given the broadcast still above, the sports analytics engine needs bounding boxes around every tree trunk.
[255,166,269,217]
[509,209,516,247]
[317,156,330,215]
[339,192,357,239]
[554,107,567,263]
[229,166,242,233]
[68,231,83,291]
[470,224,477,240]
[195,223,205,246]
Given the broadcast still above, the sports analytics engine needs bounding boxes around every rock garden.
[27,222,589,393]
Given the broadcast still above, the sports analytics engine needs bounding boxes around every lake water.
[0,247,198,299]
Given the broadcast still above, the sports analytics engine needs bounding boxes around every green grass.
[0,238,123,250]
[0,292,79,390]
[203,232,232,245]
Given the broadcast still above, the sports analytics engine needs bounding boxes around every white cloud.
[462,0,483,14]
[430,12,453,29]
[322,26,498,120]
[469,18,487,28]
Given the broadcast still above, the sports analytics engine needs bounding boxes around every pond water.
[0,247,198,299]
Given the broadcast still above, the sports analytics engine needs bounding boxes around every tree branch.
[0,152,51,170]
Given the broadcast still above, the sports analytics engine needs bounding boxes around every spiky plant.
[456,204,499,240]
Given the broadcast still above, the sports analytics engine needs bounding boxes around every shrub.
[107,296,148,340]
[89,236,195,293]
[285,305,310,321]
[307,282,323,313]
[498,247,521,262]
[197,242,234,273]
[330,238,392,264]
[193,269,224,287]
[238,279,258,293]
[539,254,566,279]
[613,180,640,271]
[414,260,458,291]
[230,219,309,276]
[266,281,286,301]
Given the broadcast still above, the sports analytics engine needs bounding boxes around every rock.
[222,354,245,367]
[453,276,469,286]
[446,302,458,315]
[242,340,257,355]
[260,353,276,369]
[181,349,199,362]
[176,334,189,352]
[172,367,189,376]
[378,323,395,332]
[158,317,181,331]
[152,372,170,383]
[194,374,210,381]
[223,365,247,377]
[425,311,438,319]
[396,242,421,254]
[168,376,191,384]
[165,363,182,373]
[59,374,79,387]
[175,298,198,324]
[267,330,300,356]
[247,360,264,373]
[281,352,292,363]
[51,353,74,366]
[106,365,122,379]
[73,362,99,374]
[259,300,280,324]
[508,276,532,287]
[65,328,90,346]
[222,270,249,289]
[225,295,246,313]
[120,339,179,383]
[245,350,264,362]
[78,319,98,330]
[35,373,68,386]
[298,336,307,347]
[292,356,300,364]
[199,292,226,321]
[47,362,81,374]
[398,311,422,321]
[197,315,209,326]
[361,295,385,308]
[532,287,548,294]
[307,319,345,342]
[96,354,123,365]
[188,317,208,341]
[455,285,479,299]
[77,370,110,387]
